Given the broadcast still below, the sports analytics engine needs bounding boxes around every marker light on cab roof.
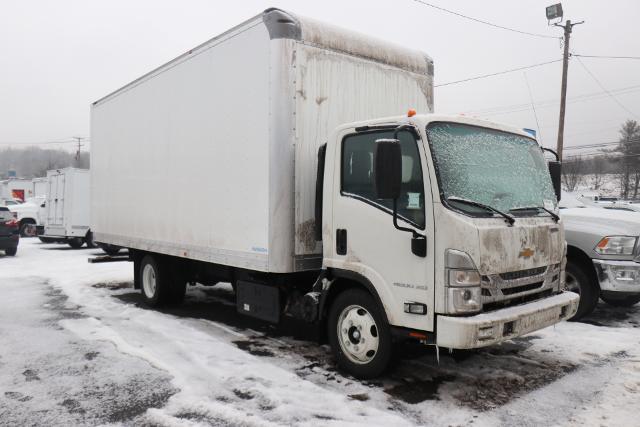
[407,109,416,117]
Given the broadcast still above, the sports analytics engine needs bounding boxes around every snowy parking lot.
[1,239,640,426]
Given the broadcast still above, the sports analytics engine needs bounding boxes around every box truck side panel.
[293,44,433,258]
[92,20,272,270]
[69,170,90,236]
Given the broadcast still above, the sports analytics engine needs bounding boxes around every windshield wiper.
[447,196,515,226]
[509,206,560,222]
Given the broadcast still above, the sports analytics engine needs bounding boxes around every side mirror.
[374,139,402,200]
[548,161,562,201]
[40,203,46,208]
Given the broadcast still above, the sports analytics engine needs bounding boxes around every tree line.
[562,119,640,199]
[0,147,90,179]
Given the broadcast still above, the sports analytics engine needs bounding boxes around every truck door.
[49,173,65,226]
[330,127,435,332]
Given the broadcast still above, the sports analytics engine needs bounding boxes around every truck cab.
[320,113,579,376]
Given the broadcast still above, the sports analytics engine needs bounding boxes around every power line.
[435,59,562,88]
[462,83,640,116]
[523,71,543,144]
[410,0,559,39]
[575,55,637,119]
[573,54,640,60]
[0,137,90,147]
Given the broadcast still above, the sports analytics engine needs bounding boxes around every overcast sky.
[1,0,639,156]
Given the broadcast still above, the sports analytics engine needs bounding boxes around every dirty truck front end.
[325,114,578,362]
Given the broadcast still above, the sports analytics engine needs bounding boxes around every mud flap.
[236,281,280,323]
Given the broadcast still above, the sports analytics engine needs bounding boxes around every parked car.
[0,207,19,256]
[560,194,640,318]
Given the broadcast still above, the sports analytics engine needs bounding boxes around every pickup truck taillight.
[4,219,18,228]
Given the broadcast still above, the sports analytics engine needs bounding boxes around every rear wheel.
[601,293,640,307]
[85,231,97,248]
[139,255,186,307]
[565,259,599,320]
[328,288,392,379]
[68,238,84,249]
[4,247,17,256]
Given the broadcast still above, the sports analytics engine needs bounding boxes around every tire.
[85,231,97,248]
[565,259,600,320]
[19,221,36,237]
[601,294,640,307]
[4,247,17,256]
[99,243,121,256]
[68,238,84,249]
[38,236,57,244]
[327,288,392,379]
[139,255,186,307]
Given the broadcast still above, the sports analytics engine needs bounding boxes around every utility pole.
[73,136,84,167]
[555,19,583,160]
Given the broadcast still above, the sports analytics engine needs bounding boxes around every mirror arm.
[392,199,424,238]
[393,124,414,140]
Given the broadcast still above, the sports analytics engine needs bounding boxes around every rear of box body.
[91,10,433,273]
[45,168,90,238]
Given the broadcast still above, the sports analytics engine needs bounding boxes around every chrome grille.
[499,267,547,281]
[481,264,559,311]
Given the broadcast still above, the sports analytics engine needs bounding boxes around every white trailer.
[32,177,47,198]
[92,8,578,378]
[44,168,94,248]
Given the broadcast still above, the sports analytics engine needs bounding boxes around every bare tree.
[615,120,640,199]
[562,155,585,192]
[0,147,89,179]
[591,155,607,190]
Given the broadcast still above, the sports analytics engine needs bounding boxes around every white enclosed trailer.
[44,168,94,248]
[92,8,578,378]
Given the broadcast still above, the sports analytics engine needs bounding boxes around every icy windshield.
[426,122,557,215]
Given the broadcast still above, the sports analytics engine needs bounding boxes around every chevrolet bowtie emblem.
[519,248,535,259]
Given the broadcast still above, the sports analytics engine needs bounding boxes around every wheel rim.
[142,263,157,298]
[337,304,379,365]
[565,271,581,294]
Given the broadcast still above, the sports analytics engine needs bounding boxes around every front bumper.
[593,259,640,293]
[436,291,579,349]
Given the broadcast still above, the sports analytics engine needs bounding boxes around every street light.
[546,3,563,24]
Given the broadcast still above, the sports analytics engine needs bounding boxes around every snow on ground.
[1,239,640,426]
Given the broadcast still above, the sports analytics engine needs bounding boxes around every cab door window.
[341,130,425,229]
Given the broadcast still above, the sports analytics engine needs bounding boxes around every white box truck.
[43,168,95,248]
[91,8,579,378]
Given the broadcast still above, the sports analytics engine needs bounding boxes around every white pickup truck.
[561,194,640,318]
[8,196,46,237]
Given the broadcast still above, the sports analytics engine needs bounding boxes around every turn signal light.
[4,219,18,228]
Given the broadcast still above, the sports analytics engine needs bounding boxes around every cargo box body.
[91,9,433,273]
[44,168,91,238]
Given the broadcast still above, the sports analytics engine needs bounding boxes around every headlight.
[594,236,638,255]
[445,249,482,314]
[448,269,481,286]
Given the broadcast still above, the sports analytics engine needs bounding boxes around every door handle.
[336,229,347,255]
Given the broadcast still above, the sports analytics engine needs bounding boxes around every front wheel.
[565,259,600,320]
[328,289,392,379]
[601,293,640,307]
